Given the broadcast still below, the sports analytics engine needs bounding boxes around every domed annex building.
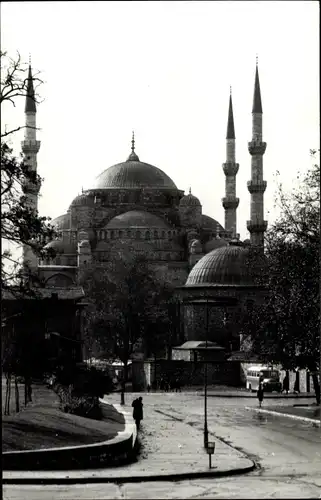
[20,60,269,388]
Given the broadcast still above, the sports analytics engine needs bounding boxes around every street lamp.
[204,298,209,448]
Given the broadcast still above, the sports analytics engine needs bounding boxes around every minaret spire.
[247,59,267,250]
[252,57,263,113]
[25,63,37,113]
[21,58,41,274]
[222,88,239,239]
[226,87,235,139]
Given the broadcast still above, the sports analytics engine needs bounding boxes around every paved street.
[4,392,321,499]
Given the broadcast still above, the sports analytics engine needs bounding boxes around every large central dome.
[93,138,177,190]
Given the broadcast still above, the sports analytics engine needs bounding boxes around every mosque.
[20,60,268,386]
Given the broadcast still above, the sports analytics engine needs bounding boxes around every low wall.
[132,360,242,390]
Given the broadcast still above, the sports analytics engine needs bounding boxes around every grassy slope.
[2,379,125,452]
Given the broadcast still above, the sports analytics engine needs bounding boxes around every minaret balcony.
[22,180,41,195]
[246,220,268,233]
[248,141,266,156]
[222,162,239,176]
[222,196,239,210]
[21,140,41,153]
[247,180,267,194]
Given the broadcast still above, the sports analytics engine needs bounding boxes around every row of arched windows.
[96,251,182,262]
[96,229,177,241]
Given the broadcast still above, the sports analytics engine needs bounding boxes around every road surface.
[4,393,321,499]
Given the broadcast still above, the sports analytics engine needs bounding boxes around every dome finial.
[189,186,192,195]
[230,85,232,96]
[256,53,258,67]
[29,53,32,66]
[126,130,140,162]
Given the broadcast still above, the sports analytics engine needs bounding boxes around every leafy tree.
[80,255,174,404]
[1,51,56,292]
[242,151,320,403]
[1,50,56,412]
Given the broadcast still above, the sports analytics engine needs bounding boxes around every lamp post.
[204,298,209,448]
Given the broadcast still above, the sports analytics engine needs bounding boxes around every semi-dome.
[186,243,253,286]
[201,214,224,233]
[179,189,201,207]
[44,239,77,254]
[105,210,170,229]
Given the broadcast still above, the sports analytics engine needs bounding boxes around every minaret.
[21,60,41,273]
[247,58,267,249]
[222,87,239,238]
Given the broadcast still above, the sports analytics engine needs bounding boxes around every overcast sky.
[2,1,319,240]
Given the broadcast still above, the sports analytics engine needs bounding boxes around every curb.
[2,400,137,470]
[203,393,315,399]
[2,460,256,485]
[246,406,321,426]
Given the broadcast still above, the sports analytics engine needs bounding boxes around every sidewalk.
[3,392,255,484]
[246,403,320,426]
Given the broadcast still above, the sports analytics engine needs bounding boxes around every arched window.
[55,256,61,265]
[119,230,123,238]
[145,231,150,240]
[154,230,158,239]
[110,230,114,239]
[136,230,141,240]
[168,231,172,239]
[127,229,131,238]
[161,231,165,238]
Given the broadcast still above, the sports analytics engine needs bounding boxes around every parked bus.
[246,365,282,392]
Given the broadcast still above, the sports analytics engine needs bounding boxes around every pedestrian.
[282,373,289,395]
[132,396,143,430]
[175,377,181,393]
[147,384,151,393]
[257,382,264,408]
[293,374,300,395]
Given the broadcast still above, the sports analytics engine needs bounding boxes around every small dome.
[205,237,229,253]
[243,239,251,246]
[105,211,170,229]
[44,239,77,254]
[190,239,202,254]
[186,244,253,286]
[79,239,90,248]
[69,192,92,208]
[179,190,201,207]
[51,213,71,231]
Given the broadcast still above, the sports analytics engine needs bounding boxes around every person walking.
[132,396,143,430]
[257,382,264,408]
[282,372,289,395]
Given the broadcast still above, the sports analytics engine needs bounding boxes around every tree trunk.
[120,361,128,405]
[15,376,20,413]
[24,378,28,406]
[311,372,320,405]
[6,374,12,415]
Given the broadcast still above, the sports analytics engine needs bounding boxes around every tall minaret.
[247,58,267,249]
[222,87,239,238]
[21,60,41,273]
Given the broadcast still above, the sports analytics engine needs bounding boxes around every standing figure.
[132,396,143,430]
[257,382,264,408]
[282,372,289,395]
[293,371,300,395]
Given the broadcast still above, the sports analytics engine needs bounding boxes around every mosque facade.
[21,61,268,382]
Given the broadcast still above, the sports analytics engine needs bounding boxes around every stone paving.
[3,392,254,482]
